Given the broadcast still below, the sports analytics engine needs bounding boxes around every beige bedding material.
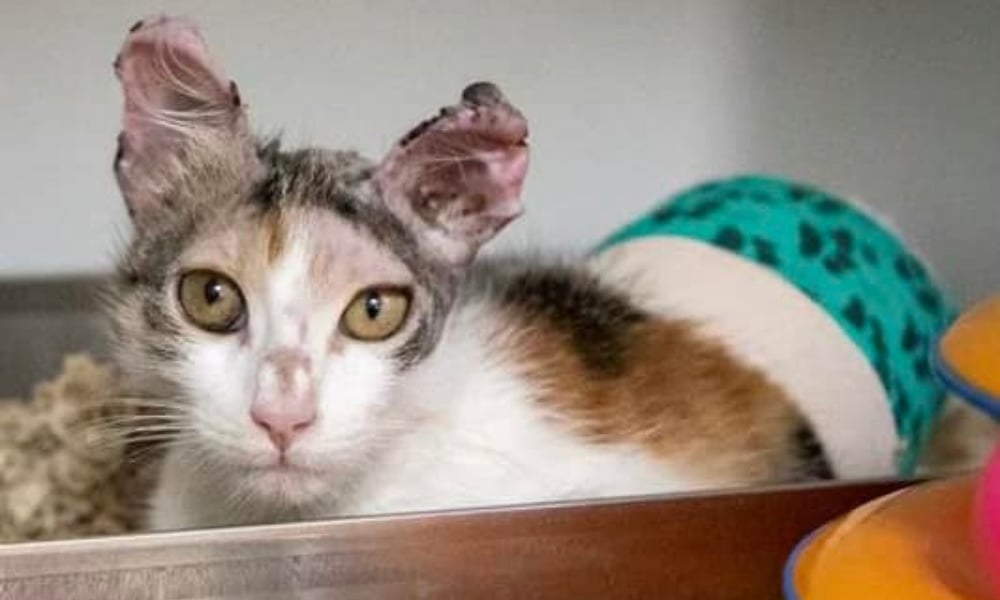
[0,355,147,542]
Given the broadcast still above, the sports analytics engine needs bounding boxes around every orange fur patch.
[264,211,287,265]
[505,314,810,485]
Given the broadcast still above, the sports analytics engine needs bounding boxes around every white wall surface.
[1,1,998,305]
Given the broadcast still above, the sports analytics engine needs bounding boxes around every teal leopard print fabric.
[598,175,956,474]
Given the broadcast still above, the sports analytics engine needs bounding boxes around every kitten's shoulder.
[460,254,833,484]
[463,255,647,375]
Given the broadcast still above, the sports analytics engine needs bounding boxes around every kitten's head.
[108,16,528,508]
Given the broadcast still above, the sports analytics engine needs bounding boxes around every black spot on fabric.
[842,297,867,329]
[686,199,724,219]
[907,256,930,283]
[799,222,823,257]
[823,256,845,274]
[788,184,812,201]
[896,254,931,284]
[652,205,679,223]
[814,197,845,215]
[894,391,910,422]
[913,357,932,381]
[874,357,891,388]
[901,318,922,352]
[720,189,742,201]
[749,191,774,205]
[894,380,910,410]
[869,317,889,356]
[752,237,780,267]
[822,253,856,275]
[831,227,855,252]
[713,226,745,251]
[894,255,913,280]
[861,244,879,266]
[917,289,942,316]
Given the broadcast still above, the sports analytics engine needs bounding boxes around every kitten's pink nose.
[251,347,317,453]
[250,405,316,452]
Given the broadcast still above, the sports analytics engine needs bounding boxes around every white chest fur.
[338,303,714,516]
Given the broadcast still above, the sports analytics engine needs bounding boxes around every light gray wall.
[2,1,997,305]
[724,2,1000,307]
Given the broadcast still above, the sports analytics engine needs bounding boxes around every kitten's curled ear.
[375,82,530,265]
[113,16,256,225]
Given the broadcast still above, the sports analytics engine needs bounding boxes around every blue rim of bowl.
[781,525,827,600]
[932,347,1000,421]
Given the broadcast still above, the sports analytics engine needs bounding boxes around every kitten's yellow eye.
[177,270,246,333]
[341,287,411,341]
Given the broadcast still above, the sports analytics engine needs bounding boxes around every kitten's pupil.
[204,279,223,304]
[364,292,382,320]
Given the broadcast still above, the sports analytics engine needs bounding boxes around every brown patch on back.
[505,313,820,485]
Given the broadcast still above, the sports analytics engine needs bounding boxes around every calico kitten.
[107,16,829,531]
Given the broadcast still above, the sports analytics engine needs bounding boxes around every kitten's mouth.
[242,460,328,505]
[250,446,336,478]
[254,457,320,475]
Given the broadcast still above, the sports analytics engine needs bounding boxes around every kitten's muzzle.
[251,348,317,453]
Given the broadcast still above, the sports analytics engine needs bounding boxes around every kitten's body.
[152,288,691,528]
[148,257,823,530]
[108,17,828,532]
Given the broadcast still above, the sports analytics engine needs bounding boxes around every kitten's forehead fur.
[111,136,457,380]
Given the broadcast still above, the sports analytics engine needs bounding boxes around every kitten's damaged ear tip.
[116,14,208,68]
[113,13,252,224]
[123,14,198,37]
[376,81,529,263]
[113,132,125,166]
[460,81,507,107]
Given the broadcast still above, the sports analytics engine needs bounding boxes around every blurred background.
[1,1,999,392]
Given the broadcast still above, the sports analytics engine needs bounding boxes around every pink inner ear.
[115,15,242,158]
[114,15,247,220]
[375,83,530,257]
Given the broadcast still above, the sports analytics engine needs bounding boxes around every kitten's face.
[108,16,528,508]
[133,187,434,505]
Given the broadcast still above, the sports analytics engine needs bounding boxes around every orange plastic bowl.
[785,294,1000,599]
[936,294,1000,594]
[934,295,1000,420]
[784,476,993,599]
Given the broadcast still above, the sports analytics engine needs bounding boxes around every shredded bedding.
[0,355,147,541]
